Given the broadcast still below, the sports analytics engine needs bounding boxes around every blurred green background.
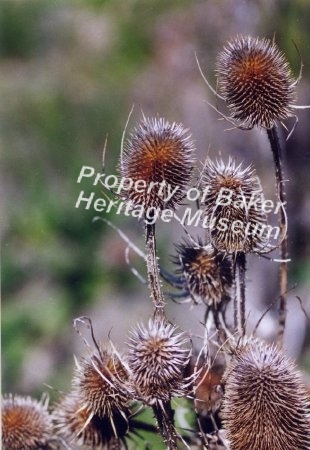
[2,0,310,402]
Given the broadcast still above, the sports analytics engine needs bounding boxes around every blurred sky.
[1,0,310,397]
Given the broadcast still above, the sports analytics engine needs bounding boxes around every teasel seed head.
[2,393,53,450]
[53,391,127,449]
[202,158,268,254]
[216,35,296,129]
[127,318,192,404]
[73,345,129,420]
[120,117,195,212]
[174,240,233,306]
[221,338,310,450]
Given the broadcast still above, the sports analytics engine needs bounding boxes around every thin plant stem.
[145,220,165,319]
[237,252,246,336]
[213,306,228,344]
[232,262,238,331]
[152,402,179,450]
[267,126,288,347]
[234,252,246,336]
[145,217,179,449]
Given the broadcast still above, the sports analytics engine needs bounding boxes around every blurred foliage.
[0,0,154,393]
[1,0,310,421]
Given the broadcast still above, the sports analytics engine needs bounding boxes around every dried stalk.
[145,221,165,319]
[237,252,246,336]
[267,127,288,347]
[145,218,178,449]
[152,402,179,450]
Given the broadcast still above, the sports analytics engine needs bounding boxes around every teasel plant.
[200,157,268,337]
[53,316,134,450]
[53,316,160,450]
[197,34,310,346]
[221,337,310,450]
[117,116,197,449]
[1,393,56,450]
[5,35,310,450]
[53,387,157,450]
[126,318,195,450]
[161,238,233,343]
[53,391,127,450]
[119,115,195,320]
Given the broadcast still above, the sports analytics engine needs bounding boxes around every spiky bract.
[127,319,192,404]
[120,117,195,212]
[221,339,310,450]
[174,241,233,306]
[2,394,53,450]
[73,345,129,419]
[202,158,268,254]
[53,392,126,449]
[216,35,296,129]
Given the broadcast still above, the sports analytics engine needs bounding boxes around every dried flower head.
[53,392,127,449]
[221,339,310,450]
[127,319,192,404]
[216,35,296,129]
[73,345,129,420]
[120,117,195,212]
[202,158,268,254]
[174,240,233,306]
[2,394,53,450]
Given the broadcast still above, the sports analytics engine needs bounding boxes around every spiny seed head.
[127,319,192,404]
[202,158,268,254]
[73,345,129,419]
[2,394,53,450]
[216,35,296,129]
[174,241,233,306]
[221,339,310,450]
[53,392,127,449]
[120,117,195,212]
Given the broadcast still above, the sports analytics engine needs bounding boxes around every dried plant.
[2,394,53,450]
[53,391,132,450]
[200,157,268,335]
[4,33,310,450]
[164,240,233,340]
[221,338,310,450]
[120,117,195,212]
[215,35,296,130]
[199,34,309,346]
[201,158,267,255]
[127,318,193,450]
[173,241,233,307]
[72,345,129,420]
[214,35,296,346]
[127,318,192,404]
[120,116,195,320]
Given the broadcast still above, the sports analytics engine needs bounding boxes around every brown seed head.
[73,345,129,419]
[202,158,268,254]
[174,241,233,306]
[216,35,296,129]
[53,392,127,448]
[127,319,192,404]
[221,339,310,450]
[120,117,195,212]
[2,394,53,450]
